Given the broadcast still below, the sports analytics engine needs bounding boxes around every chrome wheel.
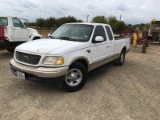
[65,68,83,87]
[59,62,87,92]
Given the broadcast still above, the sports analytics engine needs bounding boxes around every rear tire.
[114,50,126,66]
[59,62,87,92]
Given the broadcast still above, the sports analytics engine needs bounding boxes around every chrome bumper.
[10,59,69,78]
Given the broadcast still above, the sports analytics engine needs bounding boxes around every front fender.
[28,33,42,41]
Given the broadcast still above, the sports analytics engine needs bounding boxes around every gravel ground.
[0,44,160,120]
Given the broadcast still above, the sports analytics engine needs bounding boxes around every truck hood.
[27,28,40,36]
[16,39,89,55]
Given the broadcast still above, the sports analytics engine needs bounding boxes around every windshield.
[0,17,8,26]
[50,24,94,42]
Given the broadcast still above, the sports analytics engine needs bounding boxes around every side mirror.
[48,33,51,37]
[95,36,104,42]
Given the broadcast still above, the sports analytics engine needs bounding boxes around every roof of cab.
[66,22,110,26]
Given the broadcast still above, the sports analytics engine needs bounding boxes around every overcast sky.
[0,0,159,24]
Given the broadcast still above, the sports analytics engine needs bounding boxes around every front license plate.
[16,71,25,79]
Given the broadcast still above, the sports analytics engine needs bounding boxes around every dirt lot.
[0,44,160,120]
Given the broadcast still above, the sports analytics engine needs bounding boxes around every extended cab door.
[91,25,107,63]
[12,18,28,41]
[104,26,115,57]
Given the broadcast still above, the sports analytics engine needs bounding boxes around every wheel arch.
[122,46,127,54]
[33,36,40,40]
[29,32,42,41]
[70,57,89,71]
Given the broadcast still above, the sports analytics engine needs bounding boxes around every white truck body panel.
[0,16,42,42]
[0,16,42,51]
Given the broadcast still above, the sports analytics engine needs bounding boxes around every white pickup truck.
[10,23,130,92]
[0,16,42,52]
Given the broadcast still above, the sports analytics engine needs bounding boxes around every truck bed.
[114,36,128,40]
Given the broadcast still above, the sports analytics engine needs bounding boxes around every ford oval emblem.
[37,48,47,53]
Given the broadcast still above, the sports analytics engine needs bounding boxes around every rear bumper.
[10,59,69,82]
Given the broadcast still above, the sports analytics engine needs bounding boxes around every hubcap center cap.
[70,72,77,80]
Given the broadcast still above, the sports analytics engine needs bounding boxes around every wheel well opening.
[33,37,40,40]
[74,59,88,70]
[123,47,126,53]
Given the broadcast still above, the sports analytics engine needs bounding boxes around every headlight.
[43,57,64,65]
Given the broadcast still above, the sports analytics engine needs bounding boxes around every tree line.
[92,16,150,33]
[29,15,150,34]
[29,16,82,29]
[92,16,126,34]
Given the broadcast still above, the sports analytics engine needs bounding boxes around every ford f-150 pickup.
[10,23,130,92]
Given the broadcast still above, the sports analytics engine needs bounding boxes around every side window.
[105,26,113,40]
[12,18,22,27]
[0,17,8,26]
[92,25,106,42]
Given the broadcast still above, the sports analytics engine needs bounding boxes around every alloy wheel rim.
[65,68,83,87]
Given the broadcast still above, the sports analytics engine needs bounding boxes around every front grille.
[16,51,41,65]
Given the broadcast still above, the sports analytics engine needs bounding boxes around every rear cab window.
[0,17,8,26]
[105,26,113,41]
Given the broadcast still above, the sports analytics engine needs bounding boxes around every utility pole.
[40,10,41,18]
[120,15,122,21]
[86,15,89,22]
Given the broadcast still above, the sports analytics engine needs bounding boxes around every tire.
[59,62,87,92]
[6,48,15,52]
[142,44,146,53]
[114,50,125,66]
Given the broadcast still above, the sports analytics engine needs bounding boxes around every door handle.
[86,50,91,53]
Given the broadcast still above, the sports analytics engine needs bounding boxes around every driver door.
[91,25,108,63]
[12,18,28,41]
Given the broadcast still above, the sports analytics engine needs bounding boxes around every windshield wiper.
[48,36,55,39]
[57,37,76,41]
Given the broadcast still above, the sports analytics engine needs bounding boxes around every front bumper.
[10,59,69,82]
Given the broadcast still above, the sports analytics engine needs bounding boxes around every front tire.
[59,62,87,92]
[114,50,126,66]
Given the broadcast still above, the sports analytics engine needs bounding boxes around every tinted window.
[105,26,113,40]
[0,17,8,26]
[92,25,106,42]
[12,18,22,27]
